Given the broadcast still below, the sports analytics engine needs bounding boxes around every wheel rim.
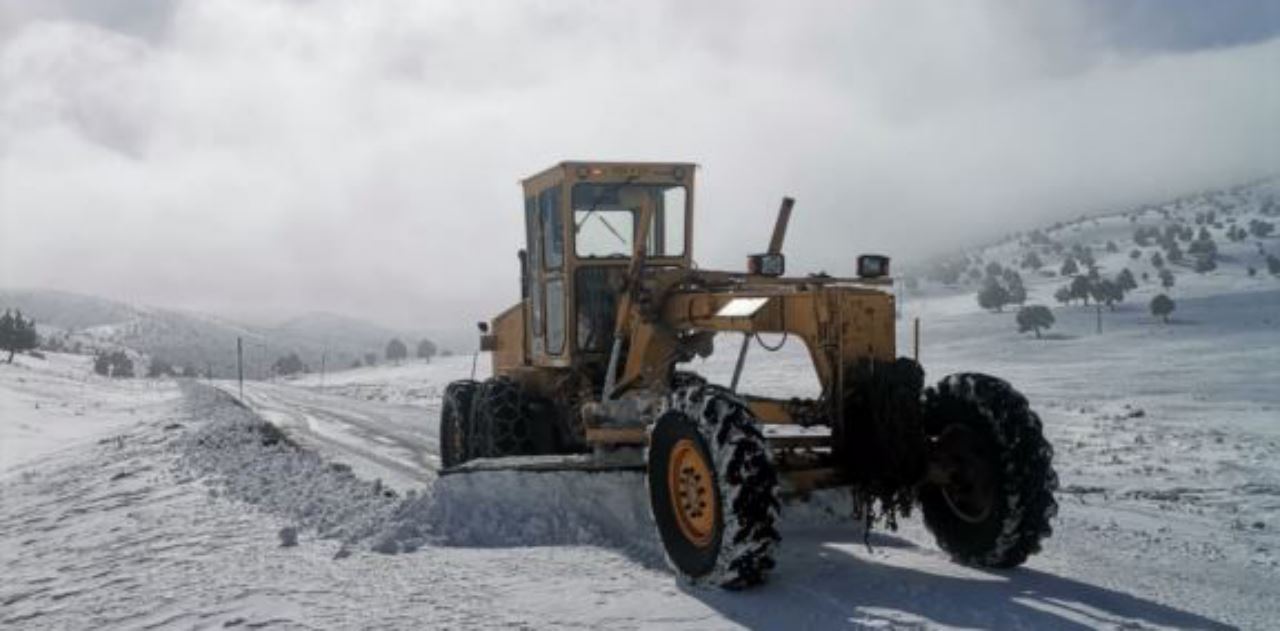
[934,426,997,524]
[667,438,717,548]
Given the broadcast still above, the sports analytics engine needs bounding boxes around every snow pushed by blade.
[378,469,661,561]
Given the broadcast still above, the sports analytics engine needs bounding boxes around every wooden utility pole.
[1096,305,1103,335]
[913,317,921,362]
[237,336,244,399]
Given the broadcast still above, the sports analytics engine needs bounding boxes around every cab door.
[525,185,569,367]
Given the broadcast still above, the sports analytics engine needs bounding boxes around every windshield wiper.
[592,213,628,245]
[575,175,638,232]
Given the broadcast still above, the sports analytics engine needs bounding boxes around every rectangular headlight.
[716,297,770,317]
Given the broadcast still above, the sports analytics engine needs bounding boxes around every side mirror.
[857,254,891,278]
[517,249,529,299]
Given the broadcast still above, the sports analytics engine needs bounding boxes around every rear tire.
[919,373,1058,568]
[440,380,477,469]
[647,384,780,588]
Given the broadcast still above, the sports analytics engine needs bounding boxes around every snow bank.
[180,384,664,564]
[178,384,404,545]
[376,469,663,563]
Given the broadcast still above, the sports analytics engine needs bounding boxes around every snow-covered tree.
[273,353,306,376]
[1116,269,1137,292]
[1160,268,1176,289]
[1070,275,1093,305]
[1150,294,1175,324]
[1001,269,1027,305]
[94,351,134,378]
[0,310,39,363]
[1188,236,1217,258]
[1060,257,1079,276]
[386,338,408,362]
[416,339,438,362]
[147,358,175,378]
[977,278,1010,312]
[1016,305,1055,339]
[1087,278,1123,310]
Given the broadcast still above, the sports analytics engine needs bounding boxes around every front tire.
[647,384,780,588]
[469,377,555,458]
[919,373,1058,568]
[440,380,478,469]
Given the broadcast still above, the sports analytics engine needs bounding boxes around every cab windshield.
[572,183,687,258]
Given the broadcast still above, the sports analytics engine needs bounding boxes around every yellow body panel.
[490,302,526,376]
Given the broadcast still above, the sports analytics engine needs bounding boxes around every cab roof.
[521,161,698,189]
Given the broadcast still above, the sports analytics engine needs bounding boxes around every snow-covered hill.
[905,178,1279,318]
[0,289,441,379]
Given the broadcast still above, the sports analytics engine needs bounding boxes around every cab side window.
[525,195,545,356]
[540,187,563,270]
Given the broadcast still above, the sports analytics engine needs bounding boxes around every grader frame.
[444,161,1058,588]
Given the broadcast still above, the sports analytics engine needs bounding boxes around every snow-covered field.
[0,352,179,470]
[4,297,1276,629]
[4,186,1279,629]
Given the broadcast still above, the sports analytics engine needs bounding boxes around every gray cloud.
[2,1,1277,329]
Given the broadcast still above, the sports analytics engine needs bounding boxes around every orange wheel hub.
[667,438,717,548]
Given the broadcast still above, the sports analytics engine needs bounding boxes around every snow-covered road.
[216,380,440,491]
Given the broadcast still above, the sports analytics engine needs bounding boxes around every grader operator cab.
[441,161,1058,588]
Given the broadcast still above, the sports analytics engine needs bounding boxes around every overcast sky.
[2,0,1277,330]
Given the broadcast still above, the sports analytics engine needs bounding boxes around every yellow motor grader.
[440,161,1057,588]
